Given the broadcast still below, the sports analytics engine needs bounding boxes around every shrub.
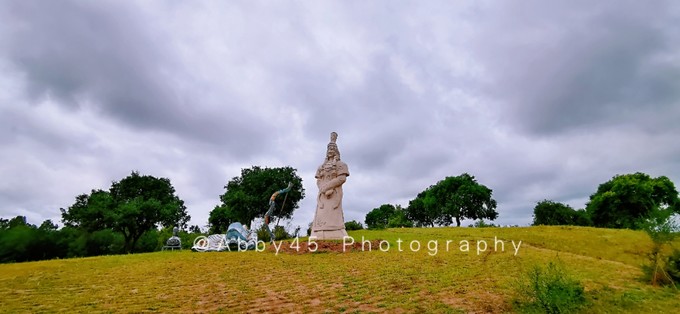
[256,225,271,243]
[256,225,290,242]
[345,220,364,231]
[514,261,586,313]
[387,210,414,228]
[470,219,497,228]
[640,211,679,287]
[89,229,125,255]
[666,249,680,284]
[273,225,290,240]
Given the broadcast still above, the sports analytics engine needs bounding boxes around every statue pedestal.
[310,229,348,240]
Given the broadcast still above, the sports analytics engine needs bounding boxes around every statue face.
[326,147,338,160]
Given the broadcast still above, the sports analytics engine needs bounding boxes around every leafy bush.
[88,229,125,255]
[273,225,290,240]
[666,249,680,284]
[256,225,271,243]
[514,261,586,313]
[366,204,415,229]
[640,211,679,287]
[365,204,396,229]
[345,220,363,231]
[470,219,497,228]
[532,200,592,227]
[387,210,414,228]
[256,225,290,242]
[133,229,159,253]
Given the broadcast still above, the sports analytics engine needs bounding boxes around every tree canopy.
[344,220,364,231]
[61,171,189,252]
[407,173,498,227]
[387,207,414,228]
[209,166,304,232]
[406,191,438,227]
[532,200,590,226]
[365,204,397,229]
[586,172,679,229]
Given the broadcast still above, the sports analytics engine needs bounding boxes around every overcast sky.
[1,1,679,230]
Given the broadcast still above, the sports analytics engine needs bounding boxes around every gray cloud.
[0,1,272,158]
[473,1,680,135]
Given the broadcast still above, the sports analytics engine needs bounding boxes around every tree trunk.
[455,216,461,227]
[129,235,140,254]
[123,234,132,253]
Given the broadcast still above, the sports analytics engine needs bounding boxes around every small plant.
[640,211,679,287]
[272,225,290,240]
[256,225,271,242]
[514,261,586,313]
[255,224,291,242]
[666,249,680,283]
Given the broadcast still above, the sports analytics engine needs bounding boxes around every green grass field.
[1,226,678,313]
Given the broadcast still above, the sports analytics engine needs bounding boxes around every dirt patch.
[266,240,384,254]
[438,290,511,313]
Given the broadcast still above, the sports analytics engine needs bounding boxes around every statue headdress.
[327,132,340,160]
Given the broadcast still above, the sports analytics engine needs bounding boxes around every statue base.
[310,228,348,240]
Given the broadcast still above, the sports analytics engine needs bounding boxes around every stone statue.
[310,132,349,239]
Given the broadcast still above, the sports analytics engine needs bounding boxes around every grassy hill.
[1,226,678,313]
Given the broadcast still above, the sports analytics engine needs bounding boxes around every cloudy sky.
[1,1,679,230]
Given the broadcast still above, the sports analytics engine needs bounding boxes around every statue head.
[326,132,340,161]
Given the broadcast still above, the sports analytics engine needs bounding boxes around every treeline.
[4,168,678,264]
[0,171,197,264]
[365,173,499,229]
[363,172,679,231]
[0,216,202,263]
[2,167,304,264]
[532,172,679,229]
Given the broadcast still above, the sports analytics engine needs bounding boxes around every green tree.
[365,204,397,229]
[532,200,591,226]
[344,220,364,231]
[61,171,190,253]
[406,192,438,227]
[8,216,31,229]
[572,209,592,226]
[586,172,679,229]
[188,225,202,234]
[211,166,305,230]
[0,216,36,263]
[208,205,235,234]
[387,206,414,228]
[419,173,498,227]
[0,216,68,263]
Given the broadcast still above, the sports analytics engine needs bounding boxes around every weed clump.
[666,249,680,283]
[644,248,680,287]
[514,261,586,313]
[640,211,679,288]
[257,225,291,242]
